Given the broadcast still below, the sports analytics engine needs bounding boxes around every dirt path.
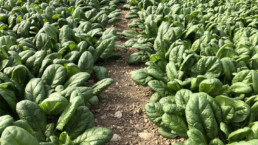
[92,3,182,145]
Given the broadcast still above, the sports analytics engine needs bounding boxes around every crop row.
[0,0,124,145]
[124,0,258,144]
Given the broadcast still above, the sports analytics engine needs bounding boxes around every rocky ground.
[91,3,184,145]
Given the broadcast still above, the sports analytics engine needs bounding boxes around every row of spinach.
[123,0,258,144]
[0,0,125,145]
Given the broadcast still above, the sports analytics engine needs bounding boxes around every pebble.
[115,111,123,118]
[100,115,107,119]
[135,124,141,130]
[111,134,121,141]
[138,132,152,140]
[132,131,138,136]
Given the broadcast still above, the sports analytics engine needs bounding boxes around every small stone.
[138,132,152,140]
[111,134,121,141]
[115,111,122,118]
[117,126,122,129]
[100,115,107,119]
[132,131,138,136]
[135,124,141,130]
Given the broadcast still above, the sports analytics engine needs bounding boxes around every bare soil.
[91,3,183,145]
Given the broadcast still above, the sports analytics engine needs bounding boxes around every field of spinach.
[124,0,258,144]
[0,0,127,144]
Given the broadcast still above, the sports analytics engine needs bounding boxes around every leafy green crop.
[0,0,125,144]
[127,0,258,144]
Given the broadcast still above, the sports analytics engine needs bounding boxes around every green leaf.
[64,106,94,139]
[64,72,90,88]
[150,92,161,103]
[63,51,81,63]
[131,69,153,86]
[64,63,80,78]
[216,44,237,59]
[15,20,30,37]
[0,88,17,112]
[59,132,74,145]
[221,58,236,81]
[56,96,83,131]
[145,103,164,127]
[73,127,113,145]
[248,122,258,140]
[145,15,158,38]
[88,95,99,106]
[92,78,114,95]
[25,78,47,104]
[41,64,67,88]
[175,89,192,110]
[228,139,258,145]
[60,87,93,103]
[166,62,179,80]
[128,52,148,64]
[209,138,225,145]
[191,56,222,78]
[120,30,139,38]
[186,93,218,140]
[59,25,77,44]
[228,127,252,142]
[11,65,30,86]
[1,126,39,145]
[147,68,166,82]
[0,115,14,134]
[39,93,68,115]
[199,78,223,96]
[158,127,177,139]
[93,66,108,81]
[215,95,250,123]
[16,100,46,142]
[148,80,170,96]
[167,81,182,92]
[132,43,155,54]
[124,39,138,47]
[229,82,252,94]
[13,120,35,137]
[0,36,16,49]
[186,128,207,145]
[35,33,52,50]
[220,122,231,138]
[78,51,94,74]
[96,38,115,60]
[162,113,188,137]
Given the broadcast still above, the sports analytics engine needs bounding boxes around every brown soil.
[91,3,184,145]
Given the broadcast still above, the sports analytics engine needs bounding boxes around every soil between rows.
[91,3,183,145]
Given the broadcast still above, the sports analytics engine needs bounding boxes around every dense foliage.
[0,0,124,144]
[126,0,258,144]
